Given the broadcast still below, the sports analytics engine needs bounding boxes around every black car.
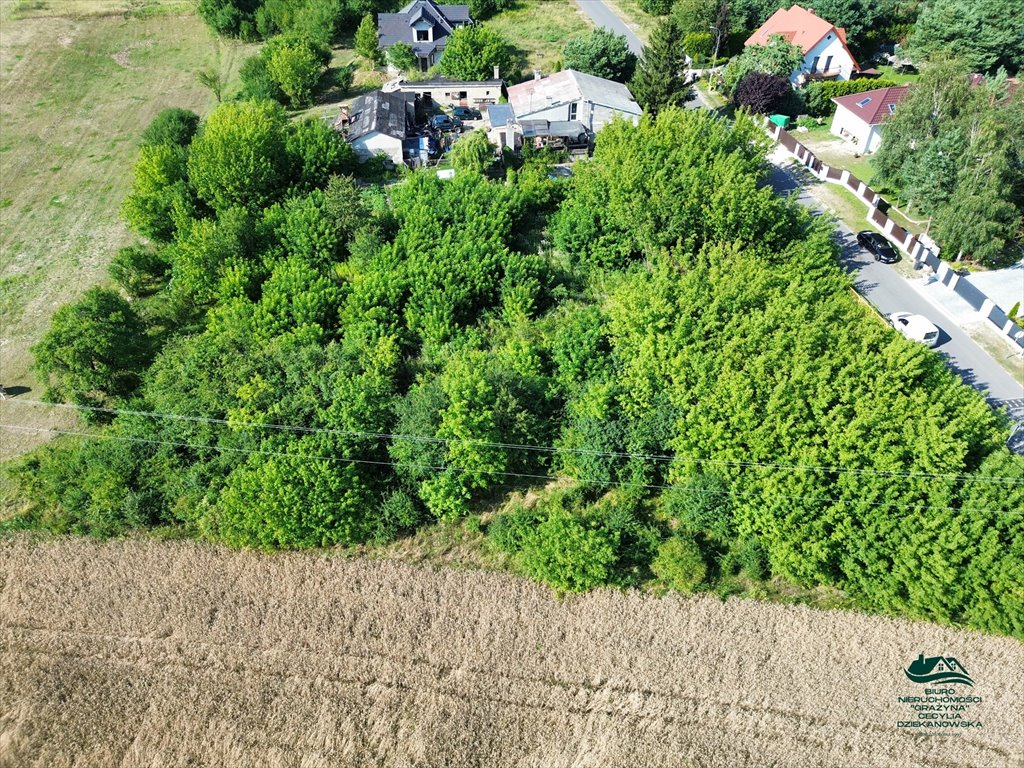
[857,231,899,263]
[451,106,482,121]
[429,114,462,132]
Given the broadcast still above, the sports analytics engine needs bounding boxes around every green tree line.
[11,104,1023,640]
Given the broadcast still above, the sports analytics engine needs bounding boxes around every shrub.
[736,537,769,579]
[141,108,201,148]
[373,490,421,544]
[663,474,733,541]
[733,71,790,114]
[639,0,673,13]
[651,536,707,592]
[515,507,619,592]
[803,78,900,117]
[109,245,170,298]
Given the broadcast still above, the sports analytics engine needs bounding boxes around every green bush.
[663,474,733,540]
[651,536,707,592]
[516,507,619,592]
[803,78,900,117]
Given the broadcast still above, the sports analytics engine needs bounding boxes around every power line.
[0,422,1015,516]
[4,398,1023,485]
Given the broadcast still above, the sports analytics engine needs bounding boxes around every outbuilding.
[337,90,416,165]
[393,76,503,108]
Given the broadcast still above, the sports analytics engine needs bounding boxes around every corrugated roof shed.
[347,90,415,141]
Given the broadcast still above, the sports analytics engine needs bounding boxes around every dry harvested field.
[1,536,1022,767]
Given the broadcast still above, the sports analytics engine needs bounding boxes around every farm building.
[336,90,416,165]
[392,77,503,108]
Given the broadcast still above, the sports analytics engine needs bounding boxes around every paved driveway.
[766,159,1024,424]
[576,0,645,54]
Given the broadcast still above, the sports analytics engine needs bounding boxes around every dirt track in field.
[1,536,1021,767]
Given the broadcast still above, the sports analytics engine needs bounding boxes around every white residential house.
[829,85,910,153]
[505,69,641,134]
[745,4,860,86]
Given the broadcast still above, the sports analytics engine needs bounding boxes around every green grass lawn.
[873,64,921,85]
[486,0,593,76]
[0,4,256,457]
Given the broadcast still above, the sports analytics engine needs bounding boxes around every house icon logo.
[904,653,974,686]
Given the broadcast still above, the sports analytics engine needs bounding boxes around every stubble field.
[1,535,1021,767]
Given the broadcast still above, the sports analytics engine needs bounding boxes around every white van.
[889,312,940,347]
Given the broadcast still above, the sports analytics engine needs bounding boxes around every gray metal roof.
[378,0,471,53]
[486,103,515,127]
[507,69,641,118]
[347,90,415,142]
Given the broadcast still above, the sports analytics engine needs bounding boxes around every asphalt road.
[767,161,1024,414]
[576,0,644,54]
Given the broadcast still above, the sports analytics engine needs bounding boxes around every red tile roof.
[831,85,911,126]
[745,4,859,69]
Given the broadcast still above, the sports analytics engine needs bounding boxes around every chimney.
[494,65,500,79]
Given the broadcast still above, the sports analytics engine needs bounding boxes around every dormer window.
[416,28,429,41]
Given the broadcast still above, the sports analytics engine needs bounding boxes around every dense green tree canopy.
[909,0,1024,74]
[187,100,290,212]
[438,25,518,81]
[628,17,691,116]
[562,28,637,82]
[32,288,152,416]
[873,61,1024,266]
[20,98,1024,641]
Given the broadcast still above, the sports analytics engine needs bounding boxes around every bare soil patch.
[1,536,1021,767]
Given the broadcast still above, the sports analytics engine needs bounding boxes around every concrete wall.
[352,132,404,165]
[768,121,1024,351]
[399,83,501,106]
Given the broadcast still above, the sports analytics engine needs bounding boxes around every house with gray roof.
[505,69,642,134]
[336,90,416,165]
[377,0,472,73]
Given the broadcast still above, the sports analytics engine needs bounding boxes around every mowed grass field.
[0,1,255,457]
[487,0,593,75]
[2,535,1022,767]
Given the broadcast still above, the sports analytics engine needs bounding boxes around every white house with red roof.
[829,85,910,153]
[745,4,859,86]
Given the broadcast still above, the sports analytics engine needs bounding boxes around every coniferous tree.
[628,17,691,116]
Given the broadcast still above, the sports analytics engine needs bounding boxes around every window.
[568,102,577,120]
[824,55,833,72]
[458,91,467,99]
[810,56,820,72]
[857,97,872,107]
[888,103,897,114]
[416,28,429,41]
